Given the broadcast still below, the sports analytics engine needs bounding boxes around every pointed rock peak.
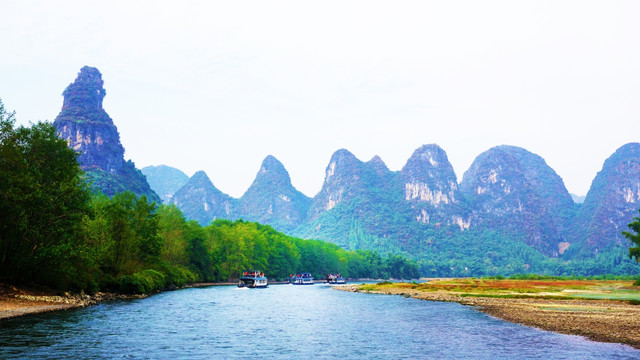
[62,66,106,112]
[402,144,456,183]
[260,155,287,174]
[329,148,359,163]
[324,148,361,180]
[365,155,390,176]
[250,155,293,187]
[402,144,459,203]
[191,170,211,182]
[407,144,450,167]
[182,170,229,197]
[367,155,389,169]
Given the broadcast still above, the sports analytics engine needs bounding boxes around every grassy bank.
[339,278,640,349]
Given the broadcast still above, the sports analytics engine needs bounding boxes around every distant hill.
[571,193,586,204]
[569,143,640,256]
[459,145,576,256]
[235,155,312,233]
[170,171,235,226]
[160,143,640,276]
[142,165,189,203]
[53,67,160,203]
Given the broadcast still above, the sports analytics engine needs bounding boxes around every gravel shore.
[336,284,640,349]
[0,283,145,320]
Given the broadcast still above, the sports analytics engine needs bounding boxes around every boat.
[289,272,314,285]
[325,274,347,284]
[238,270,268,288]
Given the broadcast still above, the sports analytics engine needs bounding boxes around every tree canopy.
[623,209,640,263]
[0,99,91,286]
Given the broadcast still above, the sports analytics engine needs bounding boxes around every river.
[1,283,638,359]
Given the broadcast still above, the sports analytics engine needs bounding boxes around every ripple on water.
[0,284,638,359]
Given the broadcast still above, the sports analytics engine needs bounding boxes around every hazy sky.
[2,1,639,198]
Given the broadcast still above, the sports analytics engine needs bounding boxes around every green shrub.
[117,275,145,294]
[116,269,167,294]
[156,263,198,288]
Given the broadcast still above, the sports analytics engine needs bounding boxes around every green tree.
[623,209,640,263]
[0,99,91,286]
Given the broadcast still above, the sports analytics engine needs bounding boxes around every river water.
[1,283,638,359]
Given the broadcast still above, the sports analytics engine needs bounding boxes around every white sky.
[2,1,639,198]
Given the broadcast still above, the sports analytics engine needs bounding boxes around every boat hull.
[290,280,314,285]
[238,277,268,288]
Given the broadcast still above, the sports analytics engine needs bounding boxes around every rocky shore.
[0,283,146,320]
[336,284,640,349]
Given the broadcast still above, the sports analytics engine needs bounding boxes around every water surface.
[1,284,638,359]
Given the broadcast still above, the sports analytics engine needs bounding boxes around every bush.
[117,275,146,294]
[117,269,166,294]
[156,263,198,288]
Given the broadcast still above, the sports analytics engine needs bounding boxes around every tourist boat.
[325,274,347,284]
[289,272,314,285]
[238,270,268,288]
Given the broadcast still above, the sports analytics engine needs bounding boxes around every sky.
[1,1,639,198]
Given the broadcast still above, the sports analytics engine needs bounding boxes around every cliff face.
[401,144,469,230]
[53,66,160,203]
[574,143,640,254]
[459,145,575,256]
[236,155,311,232]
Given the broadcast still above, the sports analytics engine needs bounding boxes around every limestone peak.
[61,66,107,114]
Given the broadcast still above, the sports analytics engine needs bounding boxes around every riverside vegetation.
[0,98,418,295]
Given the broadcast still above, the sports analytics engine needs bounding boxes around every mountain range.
[51,66,640,276]
[148,141,640,274]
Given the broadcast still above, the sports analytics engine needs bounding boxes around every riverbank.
[337,279,640,349]
[0,283,151,320]
[0,280,294,320]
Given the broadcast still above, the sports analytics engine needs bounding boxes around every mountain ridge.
[148,143,639,269]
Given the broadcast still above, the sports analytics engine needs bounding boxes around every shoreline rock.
[0,286,148,320]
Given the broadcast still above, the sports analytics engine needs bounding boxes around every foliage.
[622,209,640,263]
[84,161,162,204]
[0,100,91,288]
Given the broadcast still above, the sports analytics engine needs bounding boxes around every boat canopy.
[241,270,264,278]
